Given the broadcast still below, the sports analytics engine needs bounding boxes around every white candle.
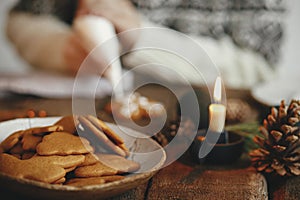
[209,77,226,132]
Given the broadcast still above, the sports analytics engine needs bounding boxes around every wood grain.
[147,161,267,200]
[107,182,149,200]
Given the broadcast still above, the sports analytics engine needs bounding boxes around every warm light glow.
[213,76,222,102]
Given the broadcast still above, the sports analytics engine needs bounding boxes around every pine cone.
[250,100,300,176]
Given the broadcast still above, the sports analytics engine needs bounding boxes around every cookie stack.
[0,115,140,187]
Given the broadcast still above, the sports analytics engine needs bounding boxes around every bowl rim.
[213,131,244,147]
[0,170,157,191]
[0,117,167,192]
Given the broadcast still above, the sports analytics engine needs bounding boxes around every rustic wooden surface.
[0,85,283,199]
[146,152,267,200]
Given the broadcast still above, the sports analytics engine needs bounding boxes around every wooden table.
[0,85,293,199]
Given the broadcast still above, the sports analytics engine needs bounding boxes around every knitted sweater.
[11,0,285,66]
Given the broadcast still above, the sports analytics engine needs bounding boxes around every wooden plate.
[0,117,166,200]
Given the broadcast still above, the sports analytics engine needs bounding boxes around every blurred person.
[6,0,140,76]
[6,0,285,88]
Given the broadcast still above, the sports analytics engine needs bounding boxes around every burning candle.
[208,77,226,133]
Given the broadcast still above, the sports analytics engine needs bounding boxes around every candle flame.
[213,76,222,102]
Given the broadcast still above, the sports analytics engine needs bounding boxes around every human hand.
[63,32,109,76]
[64,0,140,75]
[63,33,88,75]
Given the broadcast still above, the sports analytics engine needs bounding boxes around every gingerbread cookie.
[87,115,129,155]
[52,177,66,184]
[30,155,85,169]
[65,177,105,187]
[79,153,99,167]
[54,116,78,134]
[78,116,127,157]
[87,115,124,145]
[74,161,118,178]
[0,153,66,183]
[0,130,23,152]
[65,175,124,187]
[36,132,94,156]
[100,175,125,183]
[96,154,140,173]
[65,166,76,173]
[23,125,63,136]
[21,133,43,151]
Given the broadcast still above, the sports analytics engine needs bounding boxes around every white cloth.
[122,18,276,89]
[0,70,133,98]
